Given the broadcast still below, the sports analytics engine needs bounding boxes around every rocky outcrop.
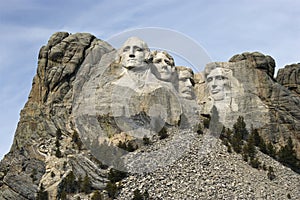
[196,53,300,158]
[229,51,276,78]
[0,32,114,199]
[0,33,299,200]
[276,63,300,96]
[118,133,300,199]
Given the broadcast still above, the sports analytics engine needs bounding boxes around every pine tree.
[108,168,128,183]
[231,116,248,153]
[259,137,267,154]
[60,171,77,193]
[246,132,256,159]
[233,116,248,140]
[231,134,242,153]
[278,137,299,170]
[72,131,83,150]
[266,142,276,158]
[56,129,62,140]
[251,128,261,147]
[91,190,103,200]
[143,136,151,145]
[55,148,62,158]
[267,166,275,180]
[158,126,168,139]
[132,189,143,200]
[105,182,118,198]
[81,175,92,194]
[36,184,49,200]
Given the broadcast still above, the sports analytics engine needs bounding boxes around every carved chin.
[159,74,172,82]
[181,91,194,100]
[211,92,224,101]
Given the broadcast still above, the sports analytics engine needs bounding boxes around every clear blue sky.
[0,0,299,159]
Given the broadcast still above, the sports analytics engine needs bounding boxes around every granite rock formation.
[276,63,300,96]
[0,32,299,199]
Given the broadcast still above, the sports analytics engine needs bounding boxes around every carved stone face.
[178,69,194,100]
[206,68,230,101]
[120,37,149,69]
[153,52,175,82]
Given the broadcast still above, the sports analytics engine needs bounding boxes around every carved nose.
[129,47,135,56]
[186,80,192,87]
[129,54,135,58]
[212,78,216,86]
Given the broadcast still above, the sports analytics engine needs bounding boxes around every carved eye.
[216,75,227,80]
[154,59,162,63]
[135,47,143,51]
[207,77,213,82]
[123,46,130,52]
[165,59,171,65]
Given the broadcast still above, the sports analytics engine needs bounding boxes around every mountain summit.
[0,32,299,199]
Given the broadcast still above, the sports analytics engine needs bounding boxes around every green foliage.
[196,123,203,135]
[203,116,211,129]
[220,127,232,153]
[258,137,267,154]
[231,135,242,153]
[30,168,38,182]
[267,166,275,180]
[55,148,62,158]
[132,189,150,200]
[118,141,137,152]
[266,142,276,158]
[108,168,128,183]
[91,190,103,200]
[143,190,150,199]
[36,184,49,200]
[143,136,151,145]
[243,132,256,160]
[231,116,248,153]
[249,157,260,169]
[60,191,67,200]
[105,168,127,199]
[59,171,77,195]
[278,137,299,172]
[55,138,60,148]
[250,128,267,155]
[56,129,62,140]
[262,163,267,171]
[63,161,67,170]
[105,182,118,198]
[81,175,92,194]
[132,189,143,200]
[72,131,83,150]
[158,126,168,139]
[233,116,248,140]
[252,128,261,146]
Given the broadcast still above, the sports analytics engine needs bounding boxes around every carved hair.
[204,62,232,80]
[175,66,195,86]
[149,50,175,66]
[114,37,151,65]
[175,66,194,74]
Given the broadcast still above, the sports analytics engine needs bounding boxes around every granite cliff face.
[0,32,299,199]
[277,63,300,96]
[0,32,114,199]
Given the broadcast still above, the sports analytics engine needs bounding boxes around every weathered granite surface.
[276,63,300,96]
[0,33,299,199]
[196,53,300,157]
